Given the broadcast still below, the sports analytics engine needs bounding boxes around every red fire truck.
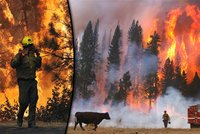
[188,104,200,128]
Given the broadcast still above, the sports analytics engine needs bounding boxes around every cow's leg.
[93,124,98,131]
[79,122,85,131]
[74,121,78,130]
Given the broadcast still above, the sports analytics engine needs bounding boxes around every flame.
[165,8,182,60]
[161,4,200,82]
[0,0,15,25]
[0,0,73,107]
[92,3,200,112]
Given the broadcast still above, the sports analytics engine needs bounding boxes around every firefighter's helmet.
[21,36,33,46]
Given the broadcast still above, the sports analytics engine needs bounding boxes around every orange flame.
[0,0,73,106]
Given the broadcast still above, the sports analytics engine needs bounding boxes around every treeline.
[0,86,71,122]
[162,58,200,98]
[75,18,200,109]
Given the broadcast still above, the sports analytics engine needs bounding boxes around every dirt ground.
[0,121,67,134]
[67,127,200,134]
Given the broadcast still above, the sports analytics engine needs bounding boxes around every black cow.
[74,112,111,131]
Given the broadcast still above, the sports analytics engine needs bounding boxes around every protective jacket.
[11,50,42,80]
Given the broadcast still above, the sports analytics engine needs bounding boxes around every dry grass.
[67,126,200,134]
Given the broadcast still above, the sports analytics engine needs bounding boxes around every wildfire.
[165,8,182,60]
[0,0,73,106]
[0,0,15,25]
[115,3,199,111]
[160,4,200,82]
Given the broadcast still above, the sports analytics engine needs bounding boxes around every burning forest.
[0,0,73,122]
[70,0,200,128]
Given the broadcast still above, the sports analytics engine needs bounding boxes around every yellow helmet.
[21,36,33,46]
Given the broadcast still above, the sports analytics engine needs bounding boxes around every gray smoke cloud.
[69,87,200,128]
[69,0,200,129]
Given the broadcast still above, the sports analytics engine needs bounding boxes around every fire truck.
[188,104,200,128]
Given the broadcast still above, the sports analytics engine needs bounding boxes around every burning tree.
[144,31,161,111]
[36,85,72,122]
[0,0,73,122]
[126,20,143,101]
[161,58,175,95]
[0,96,18,121]
[128,20,143,46]
[112,71,132,105]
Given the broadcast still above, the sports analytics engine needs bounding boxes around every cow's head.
[104,112,111,120]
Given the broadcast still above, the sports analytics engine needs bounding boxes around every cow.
[74,112,111,131]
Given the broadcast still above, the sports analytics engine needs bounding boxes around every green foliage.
[76,20,100,99]
[107,25,121,70]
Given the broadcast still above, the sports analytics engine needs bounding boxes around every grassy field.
[0,121,67,134]
[67,127,200,134]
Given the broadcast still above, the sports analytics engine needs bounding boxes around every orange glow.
[165,8,182,60]
[0,0,73,107]
[160,4,200,82]
[112,4,199,111]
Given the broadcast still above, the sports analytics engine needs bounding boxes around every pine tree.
[161,58,175,95]
[112,71,132,105]
[173,64,188,94]
[107,24,121,70]
[78,21,96,99]
[101,31,107,58]
[146,31,161,56]
[126,19,143,101]
[144,31,160,111]
[46,86,60,121]
[128,19,143,47]
[59,88,72,121]
[187,72,200,98]
[104,82,117,104]
[36,86,72,122]
[93,19,100,69]
[93,19,99,57]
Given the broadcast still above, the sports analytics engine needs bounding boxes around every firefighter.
[10,36,42,128]
[162,110,170,128]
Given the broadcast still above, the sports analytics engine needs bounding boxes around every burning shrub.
[0,96,18,121]
[36,86,72,122]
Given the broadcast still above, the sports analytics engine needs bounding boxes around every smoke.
[69,0,200,129]
[69,0,189,39]
[123,42,159,78]
[70,87,200,128]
